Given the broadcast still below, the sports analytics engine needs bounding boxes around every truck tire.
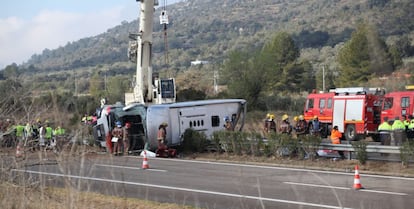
[345,125,357,141]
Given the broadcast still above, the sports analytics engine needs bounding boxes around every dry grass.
[0,182,194,209]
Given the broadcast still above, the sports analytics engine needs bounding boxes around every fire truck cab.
[381,86,414,123]
[304,87,383,141]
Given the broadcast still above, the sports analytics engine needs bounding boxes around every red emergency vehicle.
[381,86,414,122]
[304,87,383,141]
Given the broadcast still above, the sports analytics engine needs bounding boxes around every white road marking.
[12,169,353,209]
[94,163,167,172]
[284,181,407,196]
[130,157,414,181]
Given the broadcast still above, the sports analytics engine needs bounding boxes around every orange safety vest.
[330,129,342,144]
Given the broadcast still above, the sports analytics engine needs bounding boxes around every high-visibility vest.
[378,122,392,132]
[45,127,53,139]
[392,120,405,130]
[409,119,414,129]
[330,129,342,144]
[54,127,65,136]
[15,125,25,137]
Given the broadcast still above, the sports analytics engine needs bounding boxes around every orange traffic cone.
[142,150,149,169]
[16,143,23,158]
[353,165,364,190]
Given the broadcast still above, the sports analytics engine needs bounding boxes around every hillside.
[19,0,414,74]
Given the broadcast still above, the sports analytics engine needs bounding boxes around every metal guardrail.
[319,143,401,154]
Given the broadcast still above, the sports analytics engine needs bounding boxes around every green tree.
[222,50,268,109]
[389,45,403,68]
[337,23,394,87]
[262,32,299,67]
[2,63,20,80]
[291,61,316,92]
[106,75,129,103]
[261,32,300,91]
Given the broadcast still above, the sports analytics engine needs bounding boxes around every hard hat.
[116,121,122,127]
[266,113,271,118]
[161,122,168,126]
[313,115,318,119]
[282,114,289,121]
[269,114,275,120]
[293,116,298,122]
[299,115,304,120]
[224,116,230,122]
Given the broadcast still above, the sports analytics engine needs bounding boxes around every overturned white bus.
[92,99,247,152]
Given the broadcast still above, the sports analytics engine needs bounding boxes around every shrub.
[278,134,299,158]
[299,135,322,160]
[400,141,414,167]
[180,128,208,153]
[352,141,368,165]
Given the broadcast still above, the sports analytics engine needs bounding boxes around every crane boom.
[126,0,176,105]
[134,0,156,104]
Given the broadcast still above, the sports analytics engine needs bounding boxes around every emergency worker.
[310,116,321,136]
[293,116,299,125]
[32,119,42,139]
[279,114,292,134]
[224,116,233,131]
[53,126,65,151]
[111,121,123,155]
[294,115,307,136]
[330,126,345,159]
[123,122,131,154]
[269,114,277,133]
[391,116,406,146]
[53,126,66,136]
[156,122,176,157]
[81,114,88,124]
[15,124,25,143]
[263,113,271,133]
[39,123,45,146]
[24,123,33,145]
[45,123,53,146]
[407,116,414,140]
[378,117,392,145]
[403,115,410,129]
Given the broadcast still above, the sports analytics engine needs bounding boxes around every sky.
[0,0,181,69]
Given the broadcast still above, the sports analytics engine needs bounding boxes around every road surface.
[11,154,414,209]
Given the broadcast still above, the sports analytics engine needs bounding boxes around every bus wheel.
[345,125,357,141]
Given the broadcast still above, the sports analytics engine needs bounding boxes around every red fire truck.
[381,86,414,123]
[304,87,383,141]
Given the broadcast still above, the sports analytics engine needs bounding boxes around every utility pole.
[322,65,325,93]
[213,70,218,94]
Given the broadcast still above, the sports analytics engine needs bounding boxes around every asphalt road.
[10,154,414,209]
